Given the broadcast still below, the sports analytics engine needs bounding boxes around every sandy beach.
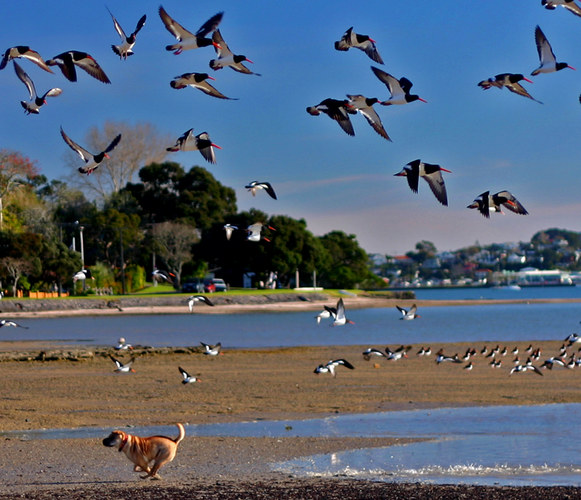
[1,295,581,498]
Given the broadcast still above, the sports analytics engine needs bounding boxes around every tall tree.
[152,221,199,287]
[65,121,171,200]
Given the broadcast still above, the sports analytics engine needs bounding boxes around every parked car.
[181,279,204,293]
[205,278,227,292]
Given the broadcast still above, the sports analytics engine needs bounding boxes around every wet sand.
[1,296,581,498]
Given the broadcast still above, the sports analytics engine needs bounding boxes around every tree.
[1,257,34,296]
[65,121,171,200]
[152,221,199,287]
[0,150,39,230]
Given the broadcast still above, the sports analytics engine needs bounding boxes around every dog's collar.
[118,434,129,452]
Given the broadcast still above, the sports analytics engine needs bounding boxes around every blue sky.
[1,1,580,255]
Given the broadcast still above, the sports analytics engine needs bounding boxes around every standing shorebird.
[334,27,383,64]
[394,159,451,206]
[531,25,575,75]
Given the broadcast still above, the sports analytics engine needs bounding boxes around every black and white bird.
[531,25,575,75]
[467,191,529,218]
[0,319,28,329]
[371,66,427,105]
[114,337,133,350]
[209,30,261,75]
[478,73,542,103]
[152,269,175,284]
[245,181,277,200]
[109,354,136,373]
[396,304,420,320]
[542,0,581,19]
[179,366,201,384]
[107,8,147,59]
[394,159,451,206]
[187,295,214,312]
[13,61,62,114]
[246,222,275,242]
[314,358,355,377]
[385,345,411,361]
[306,98,356,136]
[47,51,111,83]
[200,341,222,356]
[61,127,121,175]
[159,6,223,54]
[327,298,354,326]
[362,348,387,360]
[170,72,237,99]
[334,27,383,64]
[223,224,238,240]
[315,308,334,325]
[73,269,94,282]
[0,46,53,73]
[346,94,391,141]
[166,128,221,164]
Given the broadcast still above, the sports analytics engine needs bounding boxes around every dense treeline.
[0,149,379,295]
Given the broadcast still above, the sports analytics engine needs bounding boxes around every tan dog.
[102,423,185,480]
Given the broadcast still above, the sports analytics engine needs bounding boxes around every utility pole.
[119,228,126,295]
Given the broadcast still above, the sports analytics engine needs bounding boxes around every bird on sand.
[478,73,542,103]
[306,98,356,136]
[542,0,581,17]
[109,354,136,373]
[47,51,111,83]
[187,295,214,312]
[114,337,133,350]
[371,66,427,105]
[209,30,261,75]
[170,72,237,99]
[0,319,28,329]
[394,159,451,206]
[159,6,223,54]
[61,127,121,175]
[200,341,222,356]
[396,304,420,320]
[13,61,62,114]
[531,25,575,75]
[107,8,147,60]
[245,181,277,200]
[314,358,355,377]
[179,366,201,384]
[334,27,384,64]
[467,191,529,218]
[166,128,221,164]
[0,45,53,73]
[346,94,391,141]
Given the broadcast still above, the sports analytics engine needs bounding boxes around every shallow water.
[4,404,581,486]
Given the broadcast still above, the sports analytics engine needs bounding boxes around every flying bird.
[107,8,147,59]
[152,269,175,284]
[61,127,122,175]
[328,297,354,326]
[166,128,221,164]
[385,345,412,361]
[314,358,355,377]
[394,159,451,206]
[362,348,387,361]
[467,191,529,218]
[159,6,223,54]
[478,73,542,103]
[0,319,28,329]
[13,61,62,114]
[223,224,238,240]
[306,98,356,136]
[531,25,575,75]
[315,308,334,325]
[109,355,136,373]
[186,295,214,313]
[73,269,94,282]
[47,51,111,83]
[0,46,53,73]
[396,304,420,320]
[209,30,261,75]
[542,0,581,18]
[346,94,391,141]
[170,72,237,99]
[245,181,277,200]
[371,66,427,105]
[246,222,275,242]
[179,366,201,384]
[200,341,222,356]
[334,27,384,64]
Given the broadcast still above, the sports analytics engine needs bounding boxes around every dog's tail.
[173,423,185,445]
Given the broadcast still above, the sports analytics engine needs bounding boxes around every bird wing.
[335,359,355,370]
[178,366,190,379]
[371,66,401,96]
[48,52,77,82]
[197,12,224,37]
[13,61,36,99]
[357,105,391,141]
[535,25,556,64]
[158,6,195,40]
[107,8,126,40]
[200,296,214,306]
[133,14,147,36]
[404,159,421,193]
[505,82,542,103]
[260,182,277,200]
[421,163,448,206]
[212,30,231,57]
[195,132,218,164]
[41,87,63,99]
[71,52,110,84]
[109,355,122,369]
[364,42,383,64]
[335,298,346,322]
[476,191,491,218]
[60,127,93,163]
[395,305,407,316]
[104,134,122,154]
[409,304,418,316]
[167,128,194,152]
